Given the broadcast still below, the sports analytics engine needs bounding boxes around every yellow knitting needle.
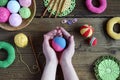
[41,0,53,18]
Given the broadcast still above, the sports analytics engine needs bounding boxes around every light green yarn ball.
[19,7,31,19]
[0,0,8,6]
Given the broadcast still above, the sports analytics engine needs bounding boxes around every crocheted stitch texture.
[94,56,120,80]
[43,0,76,17]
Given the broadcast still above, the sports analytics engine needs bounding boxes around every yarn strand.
[16,36,41,74]
[28,36,41,72]
[41,0,53,18]
[16,47,40,74]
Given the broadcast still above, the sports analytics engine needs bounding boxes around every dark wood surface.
[1,0,120,80]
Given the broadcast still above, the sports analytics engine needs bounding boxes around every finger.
[56,26,60,30]
[46,29,57,39]
[43,35,51,46]
[58,33,62,36]
[46,29,57,36]
[60,27,71,39]
[67,36,75,49]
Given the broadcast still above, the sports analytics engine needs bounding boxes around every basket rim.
[0,0,36,31]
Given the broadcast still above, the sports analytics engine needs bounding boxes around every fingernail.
[54,30,57,32]
[71,35,74,39]
[56,27,59,30]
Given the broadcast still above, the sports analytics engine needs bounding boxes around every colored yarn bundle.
[0,41,15,68]
[52,36,66,52]
[0,0,32,27]
[88,37,97,47]
[14,33,28,48]
[80,24,97,47]
[0,7,10,23]
[80,24,94,38]
[94,56,120,80]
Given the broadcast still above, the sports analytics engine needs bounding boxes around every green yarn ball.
[0,0,8,6]
[19,7,31,19]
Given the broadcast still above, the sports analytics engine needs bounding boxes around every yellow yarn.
[107,17,120,40]
[14,33,28,48]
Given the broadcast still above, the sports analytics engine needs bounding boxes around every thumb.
[67,36,75,50]
[43,35,51,47]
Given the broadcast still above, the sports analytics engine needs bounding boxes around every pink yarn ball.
[9,14,22,27]
[0,7,10,23]
[52,36,66,52]
[19,0,31,7]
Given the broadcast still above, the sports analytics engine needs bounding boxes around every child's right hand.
[56,27,75,63]
[43,29,58,64]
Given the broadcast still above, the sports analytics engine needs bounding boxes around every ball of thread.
[88,37,97,47]
[7,0,20,13]
[9,13,22,27]
[80,24,94,38]
[14,33,28,48]
[0,0,8,6]
[19,0,31,7]
[52,36,66,52]
[19,7,31,19]
[0,7,10,23]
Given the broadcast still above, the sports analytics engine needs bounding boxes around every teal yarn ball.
[0,0,8,6]
[0,41,15,68]
[19,7,31,19]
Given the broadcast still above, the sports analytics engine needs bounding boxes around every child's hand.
[56,27,75,62]
[43,29,58,64]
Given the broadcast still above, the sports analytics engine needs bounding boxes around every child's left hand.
[43,29,58,64]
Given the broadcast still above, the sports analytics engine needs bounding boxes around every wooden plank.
[37,0,120,17]
[0,18,120,80]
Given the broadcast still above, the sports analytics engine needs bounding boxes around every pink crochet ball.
[9,14,22,27]
[88,37,97,47]
[0,7,10,23]
[52,36,66,52]
[80,24,94,38]
[19,0,32,7]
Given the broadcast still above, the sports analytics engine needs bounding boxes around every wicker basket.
[0,0,36,31]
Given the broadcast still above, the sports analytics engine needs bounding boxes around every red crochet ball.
[80,24,94,38]
[88,37,97,46]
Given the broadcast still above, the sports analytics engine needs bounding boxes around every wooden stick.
[49,0,58,18]
[59,0,66,14]
[41,0,53,18]
[55,0,62,18]
[28,36,41,72]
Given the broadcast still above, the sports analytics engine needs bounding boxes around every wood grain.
[38,0,120,18]
[1,0,120,80]
[1,18,120,80]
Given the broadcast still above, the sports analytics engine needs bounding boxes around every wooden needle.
[49,0,58,18]
[41,0,53,18]
[28,36,41,72]
[59,0,66,14]
[55,0,62,18]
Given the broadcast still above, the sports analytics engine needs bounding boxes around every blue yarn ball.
[52,36,66,52]
[7,1,20,13]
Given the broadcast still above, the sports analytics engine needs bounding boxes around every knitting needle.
[59,0,66,14]
[41,0,53,18]
[55,0,62,18]
[49,0,58,18]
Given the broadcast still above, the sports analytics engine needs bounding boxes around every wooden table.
[1,0,120,80]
